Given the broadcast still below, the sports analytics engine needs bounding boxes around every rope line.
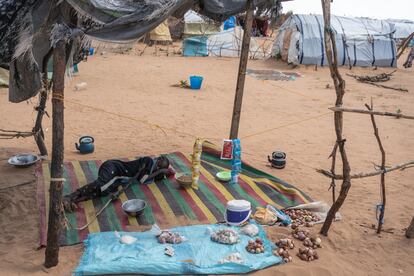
[64,96,330,141]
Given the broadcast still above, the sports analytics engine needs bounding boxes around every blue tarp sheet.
[183,36,208,56]
[74,223,281,275]
[224,16,236,30]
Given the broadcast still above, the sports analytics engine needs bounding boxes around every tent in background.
[149,20,172,44]
[0,67,8,87]
[183,27,271,59]
[273,14,397,67]
[387,19,414,46]
[183,10,222,37]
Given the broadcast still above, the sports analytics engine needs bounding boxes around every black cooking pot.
[267,151,286,169]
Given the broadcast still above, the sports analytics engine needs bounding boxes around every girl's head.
[153,155,170,181]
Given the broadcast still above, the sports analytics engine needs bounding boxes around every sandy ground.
[0,44,413,276]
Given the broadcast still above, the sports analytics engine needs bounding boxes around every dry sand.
[0,45,413,275]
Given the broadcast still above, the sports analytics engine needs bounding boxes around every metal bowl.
[8,153,40,167]
[175,173,192,188]
[122,199,147,217]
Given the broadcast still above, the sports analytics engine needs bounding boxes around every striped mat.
[36,142,312,246]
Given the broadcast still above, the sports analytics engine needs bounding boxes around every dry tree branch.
[319,0,352,236]
[317,160,414,180]
[365,100,386,234]
[329,107,414,120]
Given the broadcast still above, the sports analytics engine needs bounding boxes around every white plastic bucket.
[225,200,251,226]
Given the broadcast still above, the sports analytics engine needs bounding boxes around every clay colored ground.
[0,46,413,275]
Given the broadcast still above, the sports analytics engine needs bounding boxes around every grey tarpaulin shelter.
[0,0,276,267]
[386,19,414,40]
[273,14,397,67]
[0,0,272,103]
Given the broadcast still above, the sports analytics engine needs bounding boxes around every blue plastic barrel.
[190,76,203,90]
[89,48,94,56]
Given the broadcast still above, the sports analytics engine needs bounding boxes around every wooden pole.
[329,107,414,120]
[229,0,253,139]
[317,160,414,180]
[406,217,414,238]
[33,50,53,157]
[44,40,66,268]
[320,0,352,236]
[328,143,338,203]
[365,102,386,234]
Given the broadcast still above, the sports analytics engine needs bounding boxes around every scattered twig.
[0,180,35,191]
[363,81,408,92]
[347,70,396,82]
[329,107,414,120]
[0,129,35,139]
[346,71,408,92]
[317,160,414,180]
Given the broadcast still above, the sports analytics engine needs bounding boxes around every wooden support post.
[320,0,352,236]
[229,0,253,139]
[365,102,386,234]
[33,50,53,157]
[44,40,66,268]
[406,217,414,238]
[33,89,48,156]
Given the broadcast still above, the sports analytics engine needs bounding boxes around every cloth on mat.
[36,143,312,246]
[74,223,281,275]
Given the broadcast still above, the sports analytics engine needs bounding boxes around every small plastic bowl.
[216,171,231,182]
[122,199,147,217]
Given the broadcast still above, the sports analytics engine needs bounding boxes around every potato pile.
[285,209,320,228]
[291,228,310,241]
[273,238,295,263]
[246,238,265,254]
[303,236,322,249]
[297,247,319,261]
[274,225,323,263]
[274,247,293,263]
[275,238,295,250]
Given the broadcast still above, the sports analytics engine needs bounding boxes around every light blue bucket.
[190,76,203,90]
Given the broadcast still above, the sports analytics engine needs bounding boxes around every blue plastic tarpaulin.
[183,36,208,56]
[224,16,236,30]
[74,223,282,275]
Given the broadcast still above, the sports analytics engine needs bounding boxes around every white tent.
[387,19,414,40]
[183,10,222,37]
[273,14,397,67]
[149,20,172,43]
[207,26,270,59]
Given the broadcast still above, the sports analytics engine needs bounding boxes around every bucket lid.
[226,200,251,211]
